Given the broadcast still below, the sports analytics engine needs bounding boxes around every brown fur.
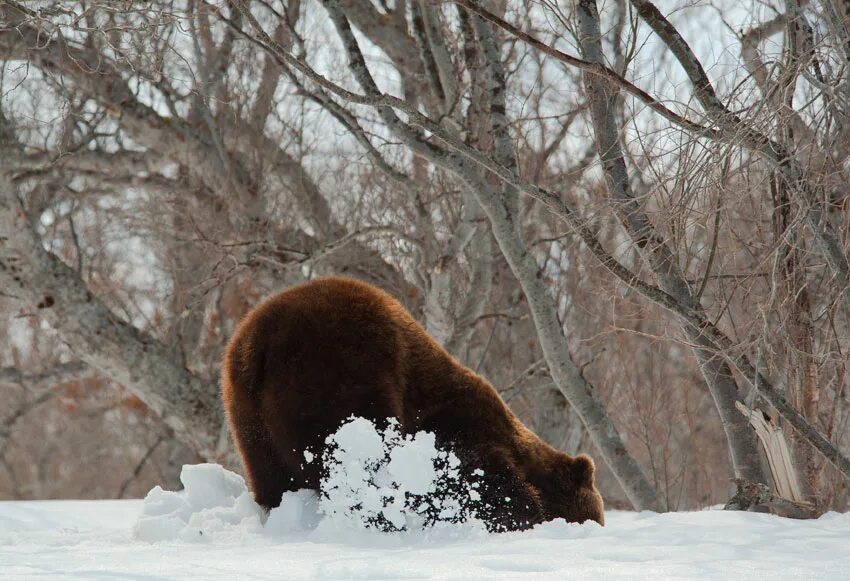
[221,277,604,530]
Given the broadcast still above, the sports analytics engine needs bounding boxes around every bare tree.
[1,0,849,512]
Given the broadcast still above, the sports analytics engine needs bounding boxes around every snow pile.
[264,489,321,535]
[317,417,482,532]
[133,417,482,542]
[133,463,263,542]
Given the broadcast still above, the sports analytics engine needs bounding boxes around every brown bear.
[221,276,604,530]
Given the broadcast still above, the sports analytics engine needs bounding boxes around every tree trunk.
[576,0,769,485]
[0,180,223,459]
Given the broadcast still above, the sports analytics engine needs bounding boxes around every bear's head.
[535,453,605,526]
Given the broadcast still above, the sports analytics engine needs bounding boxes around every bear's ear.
[572,454,595,488]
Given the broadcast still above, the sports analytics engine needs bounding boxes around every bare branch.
[310,0,661,510]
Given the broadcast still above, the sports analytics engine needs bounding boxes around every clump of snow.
[317,417,482,532]
[133,463,263,542]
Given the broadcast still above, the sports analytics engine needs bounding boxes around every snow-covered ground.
[3,498,850,580]
[2,418,849,579]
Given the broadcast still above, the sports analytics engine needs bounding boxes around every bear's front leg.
[466,450,545,532]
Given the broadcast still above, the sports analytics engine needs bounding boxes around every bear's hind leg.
[228,399,296,511]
